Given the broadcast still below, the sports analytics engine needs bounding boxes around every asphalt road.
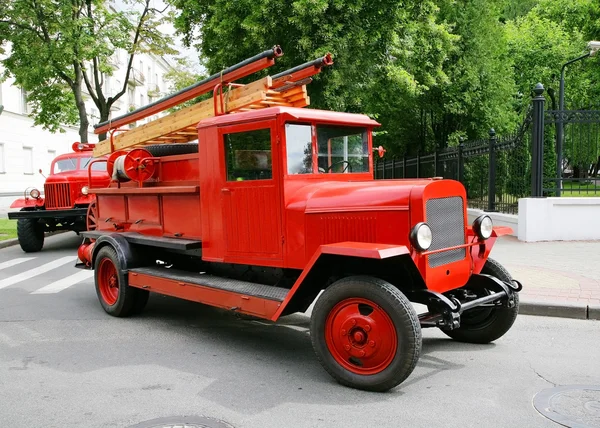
[1,233,599,428]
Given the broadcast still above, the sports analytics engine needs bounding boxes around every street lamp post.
[556,41,600,196]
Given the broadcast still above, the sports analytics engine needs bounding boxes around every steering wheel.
[325,160,352,173]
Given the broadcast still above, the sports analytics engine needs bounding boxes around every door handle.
[221,188,231,193]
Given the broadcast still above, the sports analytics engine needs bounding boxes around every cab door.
[218,120,283,263]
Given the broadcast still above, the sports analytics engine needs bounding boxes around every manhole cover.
[127,416,234,428]
[533,385,600,428]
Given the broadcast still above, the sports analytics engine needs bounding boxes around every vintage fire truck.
[77,47,522,391]
[8,143,110,252]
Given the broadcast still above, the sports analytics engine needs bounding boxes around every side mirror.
[374,146,386,158]
[39,168,46,178]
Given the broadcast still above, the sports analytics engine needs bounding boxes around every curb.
[519,297,600,321]
[0,238,19,249]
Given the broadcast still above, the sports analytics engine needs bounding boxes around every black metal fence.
[375,122,531,215]
[546,109,600,196]
[375,83,600,213]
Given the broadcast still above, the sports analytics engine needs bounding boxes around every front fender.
[74,194,95,206]
[272,242,412,321]
[10,197,45,209]
[467,226,511,274]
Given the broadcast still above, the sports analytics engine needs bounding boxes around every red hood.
[286,178,447,213]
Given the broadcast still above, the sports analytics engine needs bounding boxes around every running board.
[128,266,289,319]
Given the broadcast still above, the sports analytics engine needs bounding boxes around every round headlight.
[410,222,433,252]
[81,186,89,195]
[473,215,493,239]
[29,188,40,199]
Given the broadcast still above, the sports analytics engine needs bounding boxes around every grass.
[0,218,17,241]
[560,181,600,197]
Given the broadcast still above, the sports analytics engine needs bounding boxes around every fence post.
[402,156,406,178]
[458,141,465,183]
[416,151,420,178]
[487,128,497,211]
[531,83,545,197]
[433,151,438,177]
[391,158,396,179]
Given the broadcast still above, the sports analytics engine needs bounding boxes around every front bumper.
[408,273,523,329]
[8,208,88,220]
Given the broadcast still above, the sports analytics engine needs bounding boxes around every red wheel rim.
[98,258,119,305]
[87,202,98,231]
[325,298,397,375]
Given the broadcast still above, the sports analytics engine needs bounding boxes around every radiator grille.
[426,196,465,267]
[44,183,72,209]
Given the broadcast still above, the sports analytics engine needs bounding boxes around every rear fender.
[91,234,146,271]
[10,198,44,209]
[272,242,422,320]
[467,226,512,274]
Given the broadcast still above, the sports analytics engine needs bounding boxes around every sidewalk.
[491,236,600,319]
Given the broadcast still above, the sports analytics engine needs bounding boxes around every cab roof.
[196,107,381,129]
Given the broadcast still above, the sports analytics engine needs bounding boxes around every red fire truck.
[77,47,522,391]
[8,143,110,252]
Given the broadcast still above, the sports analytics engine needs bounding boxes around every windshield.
[53,158,78,173]
[80,157,107,172]
[286,124,370,175]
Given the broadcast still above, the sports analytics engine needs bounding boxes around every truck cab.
[8,143,110,252]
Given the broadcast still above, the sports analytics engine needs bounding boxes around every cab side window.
[224,128,272,181]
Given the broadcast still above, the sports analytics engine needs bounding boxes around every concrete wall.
[518,197,600,242]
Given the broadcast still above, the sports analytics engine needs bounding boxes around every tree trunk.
[72,67,89,144]
[97,108,110,142]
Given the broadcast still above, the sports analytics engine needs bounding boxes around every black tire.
[145,143,198,157]
[442,258,519,344]
[94,246,138,317]
[16,214,45,253]
[310,276,422,392]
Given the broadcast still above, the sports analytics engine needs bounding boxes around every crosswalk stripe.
[0,256,76,290]
[31,269,93,294]
[0,257,35,271]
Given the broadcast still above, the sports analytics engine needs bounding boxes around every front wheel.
[441,258,519,344]
[16,213,45,253]
[310,276,422,392]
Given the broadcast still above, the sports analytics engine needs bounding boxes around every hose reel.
[106,148,157,183]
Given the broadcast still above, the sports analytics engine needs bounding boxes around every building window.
[0,143,5,173]
[23,146,33,174]
[140,93,145,107]
[20,88,29,114]
[224,128,272,181]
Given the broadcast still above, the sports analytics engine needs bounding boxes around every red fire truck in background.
[8,143,110,252]
[77,47,522,391]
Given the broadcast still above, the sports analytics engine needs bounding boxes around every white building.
[0,50,174,209]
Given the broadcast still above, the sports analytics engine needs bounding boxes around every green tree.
[170,0,456,155]
[0,0,175,142]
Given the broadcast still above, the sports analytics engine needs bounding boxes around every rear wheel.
[16,211,45,252]
[441,258,519,344]
[94,246,139,317]
[310,276,421,392]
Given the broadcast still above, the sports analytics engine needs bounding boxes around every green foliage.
[0,0,175,141]
[170,0,600,159]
